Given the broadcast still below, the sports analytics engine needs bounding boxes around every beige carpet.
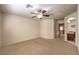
[0,38,78,55]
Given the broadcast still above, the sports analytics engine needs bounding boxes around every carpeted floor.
[0,38,78,55]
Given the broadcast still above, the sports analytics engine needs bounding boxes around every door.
[59,23,64,38]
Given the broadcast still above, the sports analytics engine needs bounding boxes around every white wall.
[0,12,1,47]
[77,5,79,51]
[2,13,55,46]
[57,20,64,24]
[40,19,54,39]
[66,12,77,33]
[2,13,40,46]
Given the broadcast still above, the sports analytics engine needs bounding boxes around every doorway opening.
[59,23,64,39]
[54,19,64,40]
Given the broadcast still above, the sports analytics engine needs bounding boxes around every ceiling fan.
[26,4,51,19]
[31,9,50,18]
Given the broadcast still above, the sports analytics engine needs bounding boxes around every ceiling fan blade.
[43,14,50,17]
[32,16,36,18]
[43,12,50,17]
[38,9,42,13]
[31,12,36,14]
[42,10,47,13]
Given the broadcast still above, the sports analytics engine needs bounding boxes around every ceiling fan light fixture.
[37,14,43,18]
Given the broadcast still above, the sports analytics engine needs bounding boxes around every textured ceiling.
[0,4,77,19]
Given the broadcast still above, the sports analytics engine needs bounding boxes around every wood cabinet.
[67,32,75,42]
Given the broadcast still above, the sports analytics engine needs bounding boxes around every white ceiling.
[0,4,77,19]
